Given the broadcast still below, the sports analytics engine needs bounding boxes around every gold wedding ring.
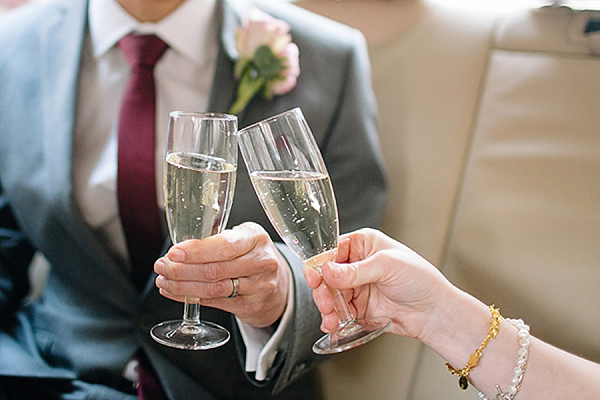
[227,277,240,299]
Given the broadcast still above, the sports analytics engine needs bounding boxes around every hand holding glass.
[151,111,238,350]
[237,108,390,354]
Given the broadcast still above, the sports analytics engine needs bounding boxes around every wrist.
[418,286,492,370]
[262,260,292,328]
[421,290,526,397]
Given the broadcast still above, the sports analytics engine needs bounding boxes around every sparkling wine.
[249,170,338,262]
[164,152,236,244]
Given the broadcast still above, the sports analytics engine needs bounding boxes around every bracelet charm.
[446,305,503,390]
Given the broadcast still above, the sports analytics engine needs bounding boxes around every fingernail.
[154,259,165,274]
[169,248,186,262]
[155,275,167,289]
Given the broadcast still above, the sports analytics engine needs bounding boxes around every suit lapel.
[38,0,139,294]
[206,0,241,117]
[39,0,86,211]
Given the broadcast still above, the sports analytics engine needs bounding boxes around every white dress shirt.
[74,0,293,381]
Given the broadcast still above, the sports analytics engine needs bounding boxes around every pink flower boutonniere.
[229,8,300,115]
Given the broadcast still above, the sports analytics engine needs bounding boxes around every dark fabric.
[117,34,168,290]
[0,376,138,400]
[585,19,600,33]
[0,186,34,322]
[137,352,168,400]
[0,377,73,399]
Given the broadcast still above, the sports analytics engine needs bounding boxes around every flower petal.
[231,8,299,113]
[272,74,298,95]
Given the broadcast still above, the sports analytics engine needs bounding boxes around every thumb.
[322,259,382,290]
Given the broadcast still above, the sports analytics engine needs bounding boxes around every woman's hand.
[303,228,452,340]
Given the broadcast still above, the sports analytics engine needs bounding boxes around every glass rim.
[238,107,302,134]
[169,110,237,121]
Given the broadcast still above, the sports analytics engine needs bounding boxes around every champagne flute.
[151,111,238,350]
[237,108,390,354]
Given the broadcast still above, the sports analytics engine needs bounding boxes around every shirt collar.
[89,0,217,66]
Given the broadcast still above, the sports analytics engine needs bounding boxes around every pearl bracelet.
[478,318,530,400]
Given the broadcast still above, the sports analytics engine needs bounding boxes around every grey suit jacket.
[0,0,387,398]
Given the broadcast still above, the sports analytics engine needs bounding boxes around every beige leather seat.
[4,1,598,398]
[299,1,600,399]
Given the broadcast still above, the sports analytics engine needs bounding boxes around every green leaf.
[253,45,284,79]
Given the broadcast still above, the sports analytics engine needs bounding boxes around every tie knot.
[119,34,169,69]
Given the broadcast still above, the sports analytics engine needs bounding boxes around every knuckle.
[347,265,358,282]
[206,281,226,297]
[254,230,270,246]
[262,278,277,296]
[246,297,264,315]
[166,279,182,294]
[241,222,271,245]
[219,238,238,259]
[165,263,183,280]
[261,255,279,274]
[162,261,174,278]
[239,221,264,234]
[202,262,223,281]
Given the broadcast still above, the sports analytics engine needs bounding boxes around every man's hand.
[154,222,290,328]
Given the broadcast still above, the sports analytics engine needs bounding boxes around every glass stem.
[316,262,356,326]
[331,288,356,326]
[183,297,201,325]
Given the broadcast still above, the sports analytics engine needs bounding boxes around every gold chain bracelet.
[446,305,503,390]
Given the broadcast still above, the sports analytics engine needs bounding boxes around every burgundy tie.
[117,34,168,290]
[136,350,168,400]
[118,34,170,400]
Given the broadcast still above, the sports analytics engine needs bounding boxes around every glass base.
[150,320,230,350]
[312,317,391,354]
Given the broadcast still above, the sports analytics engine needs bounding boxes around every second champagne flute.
[151,111,238,350]
[237,107,391,354]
